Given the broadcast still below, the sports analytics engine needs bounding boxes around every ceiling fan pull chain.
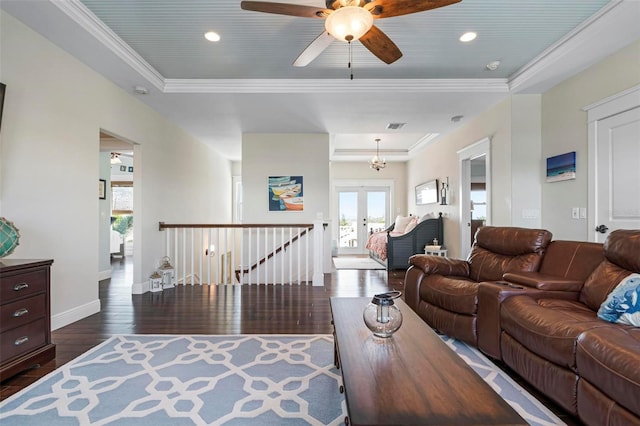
[348,40,354,80]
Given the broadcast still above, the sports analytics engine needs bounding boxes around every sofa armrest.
[408,255,469,277]
[503,271,583,291]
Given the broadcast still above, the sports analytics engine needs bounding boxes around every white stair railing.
[158,222,326,286]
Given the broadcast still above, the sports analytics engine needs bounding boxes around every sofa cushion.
[576,327,640,417]
[597,273,640,326]
[467,227,551,282]
[408,255,469,276]
[420,275,478,315]
[501,296,610,368]
[468,247,544,282]
[604,229,640,273]
[580,260,632,312]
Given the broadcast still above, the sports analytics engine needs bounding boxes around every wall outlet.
[571,207,579,219]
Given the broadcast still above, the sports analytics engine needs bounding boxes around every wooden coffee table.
[330,297,527,425]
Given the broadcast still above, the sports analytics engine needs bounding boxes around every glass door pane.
[366,191,387,234]
[336,187,389,255]
[338,191,358,250]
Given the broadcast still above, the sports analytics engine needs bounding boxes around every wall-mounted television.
[0,82,5,132]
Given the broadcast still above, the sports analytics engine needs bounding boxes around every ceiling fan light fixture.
[110,152,122,164]
[204,31,221,42]
[459,31,477,42]
[325,6,373,42]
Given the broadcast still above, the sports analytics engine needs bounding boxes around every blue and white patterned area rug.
[0,334,564,425]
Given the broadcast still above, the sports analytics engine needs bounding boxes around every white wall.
[0,11,232,328]
[541,39,640,240]
[407,97,512,258]
[242,133,330,223]
[511,95,542,228]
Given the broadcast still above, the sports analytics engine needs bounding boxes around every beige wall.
[407,97,512,258]
[541,39,640,240]
[242,133,330,223]
[0,11,232,328]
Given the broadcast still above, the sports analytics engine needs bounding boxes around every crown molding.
[508,0,632,93]
[52,0,165,91]
[163,78,509,94]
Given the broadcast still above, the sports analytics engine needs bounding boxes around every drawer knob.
[13,308,29,317]
[13,282,29,291]
[14,336,29,346]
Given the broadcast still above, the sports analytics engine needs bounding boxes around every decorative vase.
[363,291,403,338]
[0,217,20,258]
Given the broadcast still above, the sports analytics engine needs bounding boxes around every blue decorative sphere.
[0,217,20,258]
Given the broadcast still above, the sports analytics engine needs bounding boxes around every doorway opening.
[458,137,491,259]
[99,131,136,288]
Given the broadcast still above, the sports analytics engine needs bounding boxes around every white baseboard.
[132,280,149,294]
[51,299,101,331]
[98,269,111,281]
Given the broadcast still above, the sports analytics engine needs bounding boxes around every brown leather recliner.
[476,239,605,360]
[500,229,640,424]
[404,226,552,346]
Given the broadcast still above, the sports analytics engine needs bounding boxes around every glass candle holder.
[363,291,403,338]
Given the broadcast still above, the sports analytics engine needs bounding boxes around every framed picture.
[269,176,303,211]
[98,179,106,200]
[128,166,134,173]
[119,165,126,172]
[546,151,576,182]
[415,179,439,205]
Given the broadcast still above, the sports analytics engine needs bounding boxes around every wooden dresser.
[0,259,55,381]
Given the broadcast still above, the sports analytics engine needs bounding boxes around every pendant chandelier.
[369,138,386,171]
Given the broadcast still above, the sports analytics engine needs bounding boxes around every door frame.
[332,179,394,255]
[458,137,491,259]
[585,84,640,241]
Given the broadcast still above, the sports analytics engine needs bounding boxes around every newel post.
[312,220,324,286]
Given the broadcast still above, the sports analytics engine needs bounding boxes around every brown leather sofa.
[405,228,640,424]
[404,226,552,346]
[500,229,640,425]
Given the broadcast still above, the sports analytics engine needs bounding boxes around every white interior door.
[594,106,640,242]
[337,187,389,255]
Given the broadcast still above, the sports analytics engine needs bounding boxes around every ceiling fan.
[240,0,461,67]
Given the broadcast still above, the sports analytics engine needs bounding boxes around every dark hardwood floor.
[0,257,404,400]
[0,257,579,424]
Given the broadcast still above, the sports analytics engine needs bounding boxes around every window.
[111,181,133,214]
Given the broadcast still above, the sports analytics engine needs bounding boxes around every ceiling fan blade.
[293,31,335,67]
[366,0,461,19]
[241,1,331,19]
[359,25,402,64]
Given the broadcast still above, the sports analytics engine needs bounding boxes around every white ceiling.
[2,0,639,162]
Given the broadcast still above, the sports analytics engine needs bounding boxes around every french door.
[336,187,389,255]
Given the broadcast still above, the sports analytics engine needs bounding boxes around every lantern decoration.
[363,291,403,338]
[149,271,163,293]
[159,256,175,288]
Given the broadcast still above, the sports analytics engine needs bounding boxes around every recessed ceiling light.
[451,115,464,123]
[486,60,501,71]
[204,31,221,42]
[459,32,477,42]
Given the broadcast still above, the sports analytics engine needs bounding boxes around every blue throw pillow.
[597,273,640,326]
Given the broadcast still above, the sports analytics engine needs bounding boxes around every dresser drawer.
[0,269,47,303]
[0,319,46,363]
[0,294,46,333]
